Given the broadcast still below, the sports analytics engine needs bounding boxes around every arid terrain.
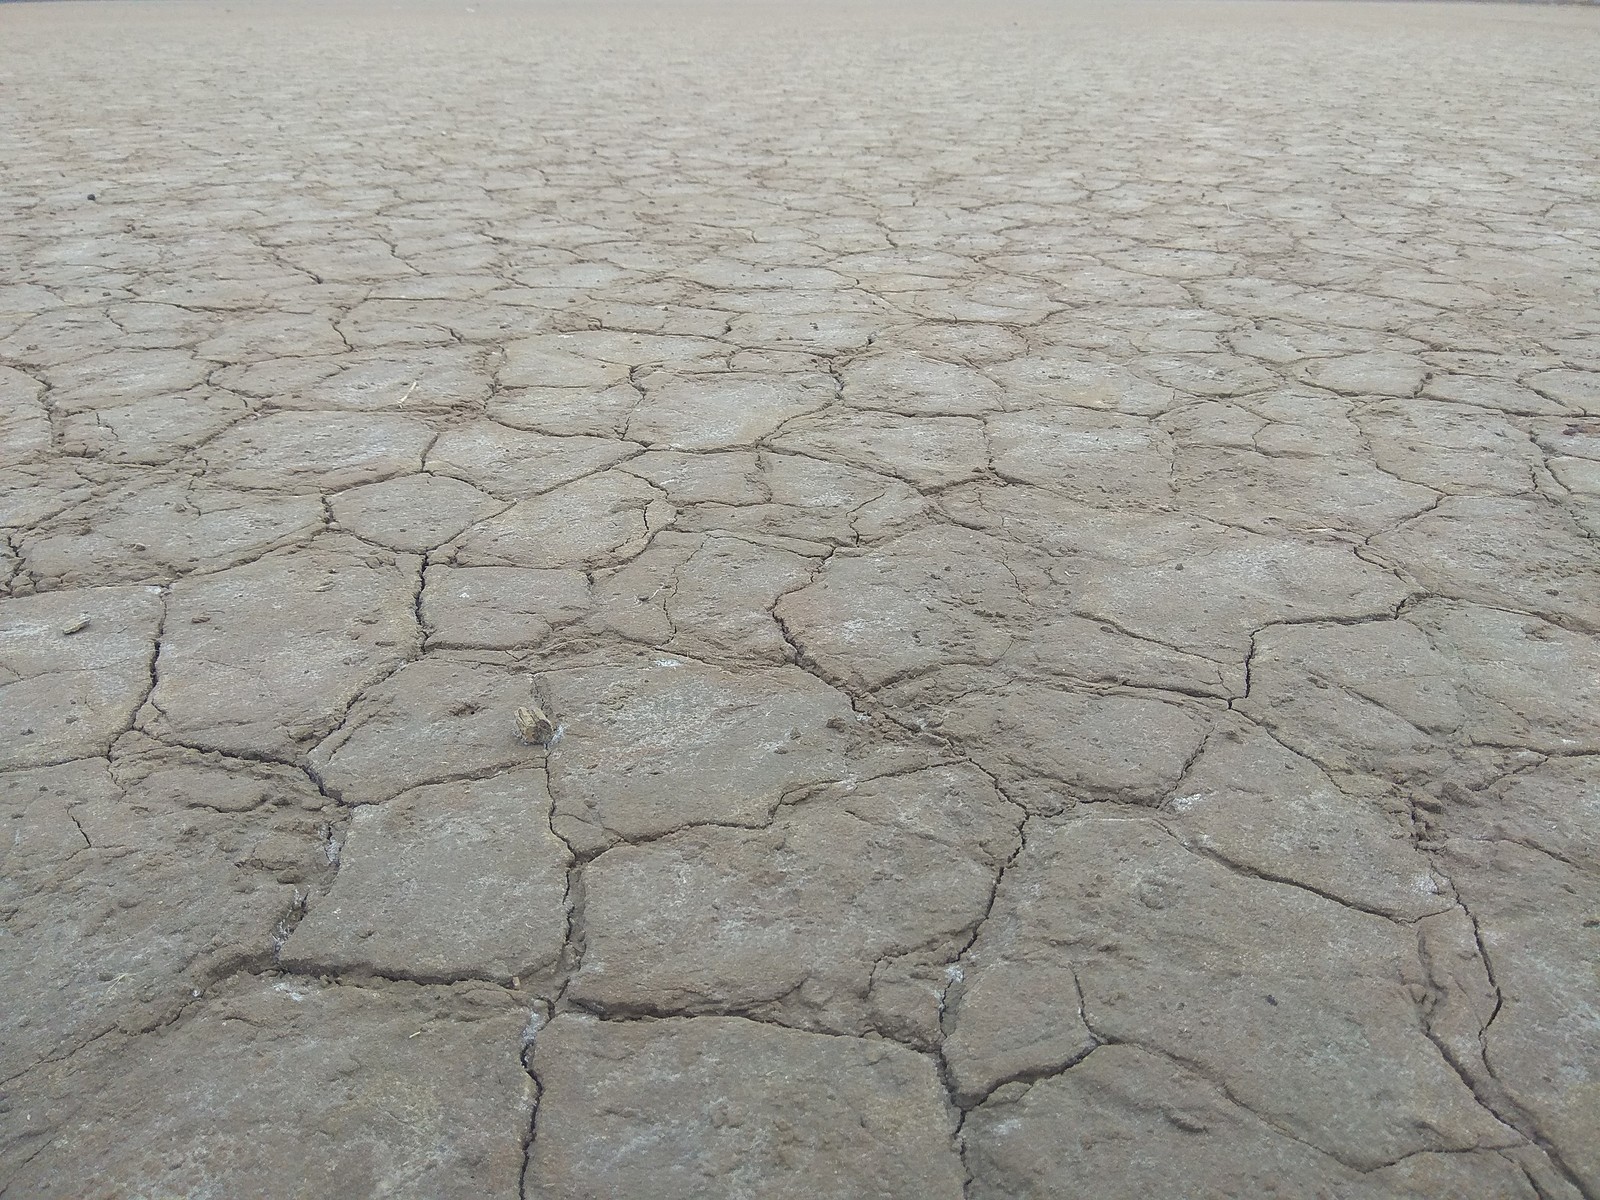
[2,0,1597,1196]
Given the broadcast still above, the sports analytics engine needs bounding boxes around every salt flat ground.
[1,0,1597,1195]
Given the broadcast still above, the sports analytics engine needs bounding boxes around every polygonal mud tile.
[447,470,668,569]
[22,477,324,586]
[776,525,1037,691]
[420,565,591,650]
[200,412,433,493]
[427,419,635,498]
[331,473,503,551]
[571,764,1020,1034]
[0,755,326,1081]
[951,817,1513,1169]
[282,770,570,985]
[884,672,1213,810]
[629,371,834,450]
[2,976,533,1199]
[962,1046,1361,1198]
[146,541,420,760]
[527,1014,963,1200]
[771,411,987,490]
[0,585,164,769]
[540,659,909,851]
[308,659,541,806]
[1440,839,1600,1193]
[1167,719,1451,920]
[1371,498,1600,631]
[986,409,1174,507]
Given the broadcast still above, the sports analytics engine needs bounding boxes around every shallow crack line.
[1503,1150,1575,1200]
[1121,1033,1388,1173]
[547,1002,940,1065]
[1067,607,1235,669]
[64,806,92,850]
[0,1129,64,1185]
[1153,817,1418,923]
[0,966,224,1092]
[1456,832,1591,874]
[1224,707,1355,780]
[936,812,1031,1104]
[569,760,971,866]
[1412,1010,1592,1200]
[1408,858,1594,1196]
[148,733,339,804]
[957,1040,1103,1116]
[0,1020,125,1091]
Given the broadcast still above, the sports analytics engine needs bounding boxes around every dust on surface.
[2,1,1598,1196]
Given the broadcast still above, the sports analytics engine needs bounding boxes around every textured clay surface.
[2,1,1597,1197]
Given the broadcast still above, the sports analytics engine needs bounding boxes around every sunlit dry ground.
[2,1,1598,1195]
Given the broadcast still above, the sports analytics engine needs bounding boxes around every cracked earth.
[2,0,1598,1196]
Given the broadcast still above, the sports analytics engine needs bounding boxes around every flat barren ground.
[2,0,1597,1195]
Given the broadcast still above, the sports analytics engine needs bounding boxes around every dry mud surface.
[2,0,1599,1195]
